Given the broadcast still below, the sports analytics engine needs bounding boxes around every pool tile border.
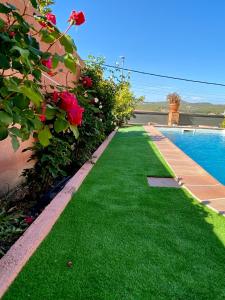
[144,125,225,214]
[0,129,117,299]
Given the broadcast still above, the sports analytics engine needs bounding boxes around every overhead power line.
[103,64,225,88]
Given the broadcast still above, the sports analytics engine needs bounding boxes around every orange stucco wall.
[0,0,84,194]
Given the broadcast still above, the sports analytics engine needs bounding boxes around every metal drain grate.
[147,177,182,188]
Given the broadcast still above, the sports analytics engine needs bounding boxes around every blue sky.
[53,1,225,104]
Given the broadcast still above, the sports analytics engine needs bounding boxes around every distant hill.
[136,100,225,115]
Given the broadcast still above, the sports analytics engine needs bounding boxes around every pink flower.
[24,216,34,225]
[69,11,85,26]
[60,91,78,111]
[82,76,93,88]
[46,12,56,25]
[42,58,52,70]
[67,105,84,126]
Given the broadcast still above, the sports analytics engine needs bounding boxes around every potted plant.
[167,93,181,112]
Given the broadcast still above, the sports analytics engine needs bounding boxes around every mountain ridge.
[136,100,225,115]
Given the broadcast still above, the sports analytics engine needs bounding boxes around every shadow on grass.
[3,126,225,300]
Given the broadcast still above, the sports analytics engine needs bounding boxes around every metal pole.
[120,56,125,81]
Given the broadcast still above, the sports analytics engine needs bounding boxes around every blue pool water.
[158,127,225,185]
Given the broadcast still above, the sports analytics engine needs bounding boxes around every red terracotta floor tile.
[187,186,225,201]
[202,199,225,214]
[181,175,220,186]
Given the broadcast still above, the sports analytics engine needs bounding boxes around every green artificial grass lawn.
[4,126,225,300]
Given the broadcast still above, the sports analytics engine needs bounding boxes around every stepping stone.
[147,177,181,188]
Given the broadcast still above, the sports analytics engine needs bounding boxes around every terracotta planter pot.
[169,103,180,113]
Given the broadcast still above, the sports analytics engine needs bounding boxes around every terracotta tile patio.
[144,125,225,215]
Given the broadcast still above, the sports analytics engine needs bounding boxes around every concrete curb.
[0,129,117,299]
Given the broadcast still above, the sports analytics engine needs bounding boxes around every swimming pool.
[158,127,225,185]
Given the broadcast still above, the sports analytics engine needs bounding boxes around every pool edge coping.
[0,128,118,299]
[144,125,225,216]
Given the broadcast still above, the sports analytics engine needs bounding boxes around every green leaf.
[32,69,42,81]
[20,85,42,106]
[54,118,69,133]
[0,126,8,140]
[38,126,52,147]
[12,12,29,33]
[41,30,56,44]
[60,34,76,54]
[3,78,20,93]
[0,54,10,70]
[9,127,21,137]
[11,46,31,69]
[30,0,38,9]
[31,118,43,130]
[0,18,5,30]
[45,106,57,120]
[0,111,13,125]
[52,54,63,69]
[70,125,79,139]
[64,54,77,74]
[0,3,13,13]
[11,135,20,151]
[13,94,30,109]
[12,46,29,58]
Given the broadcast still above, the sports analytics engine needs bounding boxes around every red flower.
[39,114,46,122]
[38,20,47,28]
[67,105,84,126]
[47,71,56,77]
[82,76,93,88]
[60,91,78,111]
[39,103,46,122]
[52,91,59,103]
[57,91,84,125]
[42,58,52,70]
[9,31,16,38]
[69,11,85,26]
[24,216,34,225]
[46,12,56,25]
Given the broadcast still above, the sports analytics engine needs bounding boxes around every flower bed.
[0,0,143,259]
[0,129,117,298]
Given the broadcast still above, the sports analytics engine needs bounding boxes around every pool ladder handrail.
[181,128,196,135]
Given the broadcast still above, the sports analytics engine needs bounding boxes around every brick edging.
[0,129,117,299]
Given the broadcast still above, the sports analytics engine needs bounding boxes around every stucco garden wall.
[0,0,84,194]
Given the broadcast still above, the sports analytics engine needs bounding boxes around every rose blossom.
[42,58,52,69]
[67,105,84,126]
[52,91,59,103]
[82,76,93,88]
[60,91,78,111]
[39,103,47,122]
[39,115,46,122]
[69,11,85,26]
[9,31,16,38]
[24,216,34,225]
[46,12,56,25]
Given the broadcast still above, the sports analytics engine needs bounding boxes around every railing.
[129,110,224,127]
